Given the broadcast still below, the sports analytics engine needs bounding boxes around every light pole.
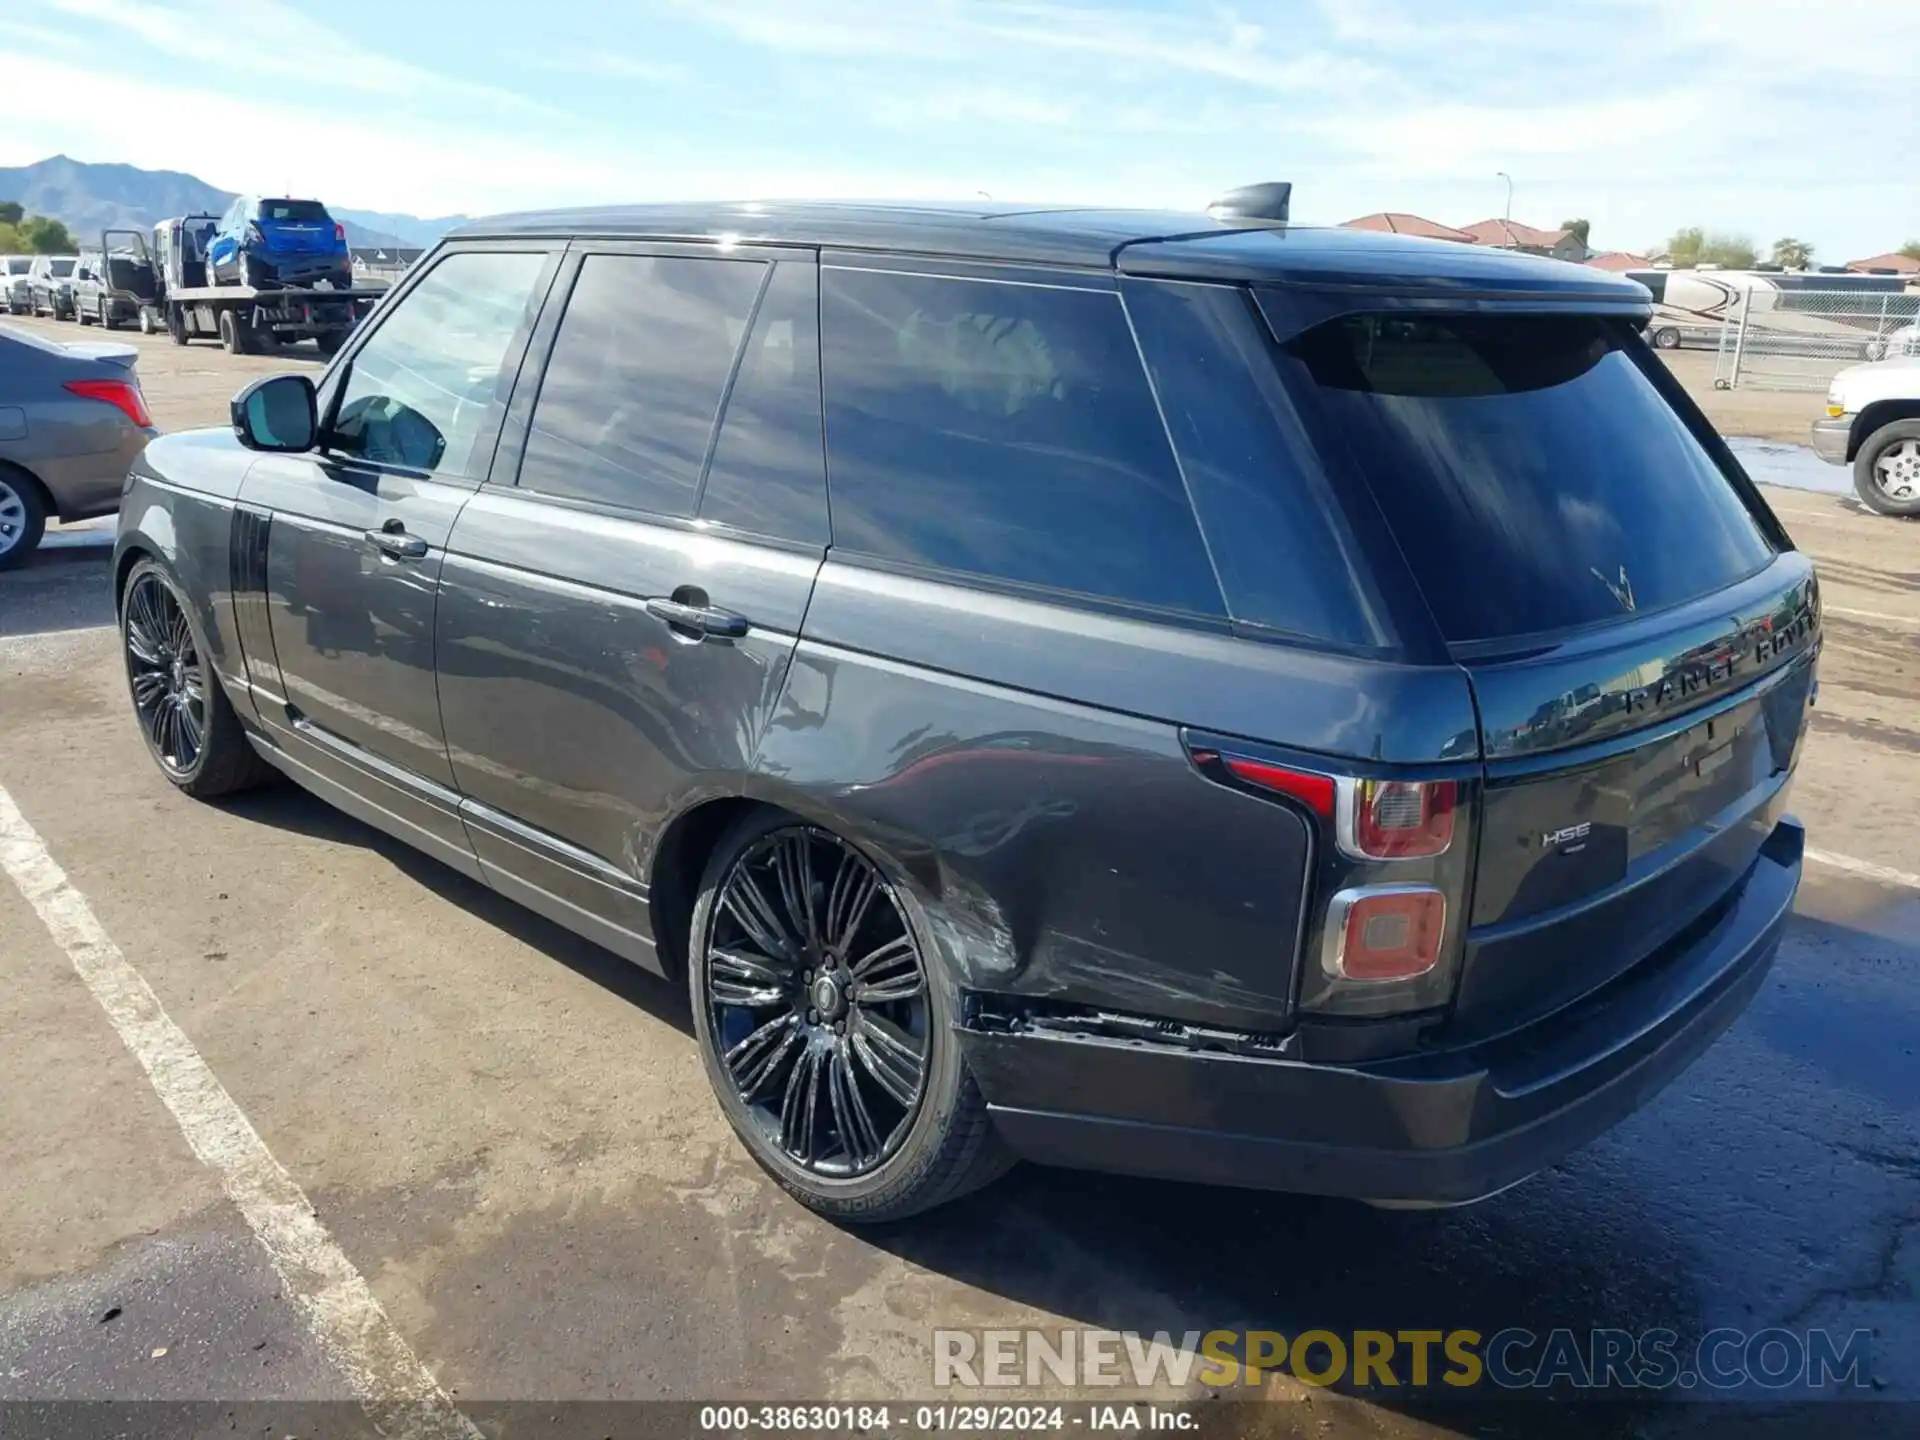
[1497,171,1513,225]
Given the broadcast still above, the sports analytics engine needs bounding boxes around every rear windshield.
[259,199,330,223]
[1275,311,1775,643]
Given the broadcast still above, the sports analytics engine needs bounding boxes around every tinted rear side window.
[697,259,828,545]
[821,268,1224,617]
[1272,310,1774,642]
[518,254,766,517]
[1125,280,1390,648]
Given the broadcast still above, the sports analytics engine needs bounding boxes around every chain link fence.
[1712,287,1920,391]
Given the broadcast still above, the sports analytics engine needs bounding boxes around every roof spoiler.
[1207,182,1291,224]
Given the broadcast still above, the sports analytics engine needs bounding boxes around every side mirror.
[231,374,317,452]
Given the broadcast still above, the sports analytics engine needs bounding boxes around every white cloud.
[48,0,558,114]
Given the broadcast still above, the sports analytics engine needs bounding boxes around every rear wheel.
[1854,421,1920,518]
[0,469,49,571]
[217,309,258,355]
[138,307,157,335]
[315,331,345,358]
[1651,326,1682,350]
[121,560,277,798]
[688,812,1011,1222]
[167,306,189,346]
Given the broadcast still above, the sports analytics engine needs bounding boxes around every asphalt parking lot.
[0,314,1916,1438]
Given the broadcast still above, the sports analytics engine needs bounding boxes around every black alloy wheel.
[702,826,932,1180]
[123,570,207,778]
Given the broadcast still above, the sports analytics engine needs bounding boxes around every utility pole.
[1497,171,1514,226]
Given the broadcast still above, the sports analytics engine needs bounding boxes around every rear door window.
[1269,308,1775,642]
[517,254,766,517]
[820,267,1225,618]
[696,259,828,545]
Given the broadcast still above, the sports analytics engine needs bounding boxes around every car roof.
[450,200,1647,300]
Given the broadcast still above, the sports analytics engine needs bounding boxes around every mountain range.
[0,155,469,252]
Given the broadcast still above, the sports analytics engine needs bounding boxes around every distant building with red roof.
[1340,212,1589,260]
[1340,212,1476,242]
[1846,252,1920,275]
[1586,250,1655,272]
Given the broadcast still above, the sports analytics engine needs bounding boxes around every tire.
[120,559,278,798]
[217,309,256,355]
[315,331,344,358]
[239,254,275,292]
[138,307,157,335]
[0,467,50,571]
[1651,326,1682,350]
[99,298,118,331]
[167,306,189,346]
[1853,420,1920,518]
[78,301,95,326]
[688,811,1011,1223]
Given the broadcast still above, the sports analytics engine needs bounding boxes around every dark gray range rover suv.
[113,193,1818,1221]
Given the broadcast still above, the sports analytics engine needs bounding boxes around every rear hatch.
[257,199,339,255]
[1270,304,1818,1039]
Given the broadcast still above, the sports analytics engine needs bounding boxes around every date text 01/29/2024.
[697,1405,1196,1431]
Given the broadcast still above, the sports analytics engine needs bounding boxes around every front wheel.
[1651,326,1682,350]
[688,814,1010,1222]
[1854,420,1920,518]
[121,560,278,798]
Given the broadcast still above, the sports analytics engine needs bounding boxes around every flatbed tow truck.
[155,281,378,355]
[142,214,379,355]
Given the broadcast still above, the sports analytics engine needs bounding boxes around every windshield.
[1273,310,1776,643]
[259,199,330,223]
[5,258,29,275]
[49,259,75,277]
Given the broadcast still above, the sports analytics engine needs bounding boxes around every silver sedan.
[0,323,157,568]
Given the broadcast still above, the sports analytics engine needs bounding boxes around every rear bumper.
[254,251,348,285]
[1809,416,1852,465]
[964,817,1801,1205]
[39,425,155,520]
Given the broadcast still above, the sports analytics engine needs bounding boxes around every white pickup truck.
[1813,356,1920,516]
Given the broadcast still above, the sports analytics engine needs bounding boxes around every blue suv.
[206,195,351,291]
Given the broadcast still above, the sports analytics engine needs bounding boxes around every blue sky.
[5,0,1916,261]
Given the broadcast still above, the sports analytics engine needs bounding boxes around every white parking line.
[1807,847,1920,893]
[0,783,479,1440]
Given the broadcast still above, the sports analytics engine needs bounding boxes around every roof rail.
[1207,182,1291,224]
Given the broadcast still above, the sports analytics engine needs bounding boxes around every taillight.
[1323,886,1446,982]
[64,378,151,428]
[335,222,346,245]
[1339,778,1456,859]
[1218,754,1334,816]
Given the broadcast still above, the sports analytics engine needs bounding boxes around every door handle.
[364,527,428,560]
[646,597,751,639]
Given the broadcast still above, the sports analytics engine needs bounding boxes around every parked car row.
[3,253,80,318]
